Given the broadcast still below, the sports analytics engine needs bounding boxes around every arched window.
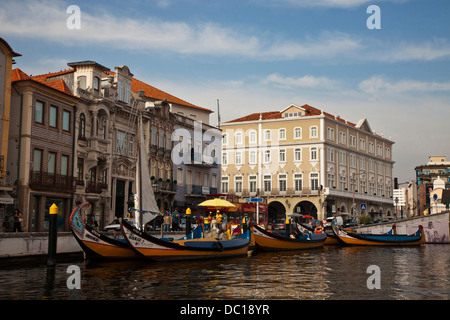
[79,113,86,139]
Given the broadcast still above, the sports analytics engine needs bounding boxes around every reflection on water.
[0,245,448,300]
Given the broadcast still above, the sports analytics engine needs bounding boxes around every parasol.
[198,198,236,208]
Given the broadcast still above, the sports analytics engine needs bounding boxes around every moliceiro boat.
[70,202,137,259]
[121,219,250,261]
[331,220,425,246]
[252,224,327,251]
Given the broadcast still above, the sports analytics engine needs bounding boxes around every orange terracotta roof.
[12,68,78,99]
[226,104,357,127]
[11,68,30,81]
[31,68,75,82]
[43,79,73,96]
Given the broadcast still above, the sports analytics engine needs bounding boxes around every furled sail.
[135,113,159,230]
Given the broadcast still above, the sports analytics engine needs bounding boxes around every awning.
[0,191,14,204]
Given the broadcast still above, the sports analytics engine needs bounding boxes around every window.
[128,135,134,156]
[235,151,242,165]
[278,174,287,192]
[310,126,318,138]
[61,155,69,176]
[151,127,156,146]
[350,154,356,168]
[385,148,390,158]
[118,80,124,101]
[249,175,257,193]
[235,176,243,193]
[327,127,334,140]
[294,148,302,161]
[249,130,257,144]
[360,179,367,193]
[310,147,317,161]
[222,152,228,165]
[77,157,84,181]
[339,151,346,165]
[294,174,303,191]
[369,142,374,153]
[78,76,87,90]
[79,113,86,138]
[378,181,384,196]
[360,138,366,151]
[93,76,100,91]
[350,135,356,147]
[264,150,271,163]
[48,152,56,174]
[235,132,242,145]
[327,148,335,162]
[221,176,229,193]
[264,129,271,141]
[294,127,302,139]
[117,131,127,154]
[35,101,44,124]
[63,110,70,131]
[50,106,57,128]
[279,128,286,140]
[263,175,271,192]
[177,168,184,185]
[125,83,131,104]
[310,173,319,191]
[327,173,335,189]
[279,149,286,162]
[222,133,228,145]
[340,174,347,190]
[249,150,256,164]
[339,132,347,145]
[101,120,107,140]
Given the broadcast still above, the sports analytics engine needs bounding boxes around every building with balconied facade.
[221,104,395,222]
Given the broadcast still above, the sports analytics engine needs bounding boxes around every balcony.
[185,184,217,196]
[86,181,108,194]
[29,170,75,193]
[152,180,178,194]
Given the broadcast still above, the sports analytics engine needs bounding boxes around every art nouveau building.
[221,104,395,222]
[8,60,215,231]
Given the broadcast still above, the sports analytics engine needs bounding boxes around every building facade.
[172,113,221,213]
[9,68,80,232]
[0,38,20,231]
[6,59,217,231]
[221,104,395,222]
[415,156,450,215]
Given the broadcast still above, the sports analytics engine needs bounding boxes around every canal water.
[0,245,448,301]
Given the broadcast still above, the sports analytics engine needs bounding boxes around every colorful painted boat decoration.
[69,202,137,259]
[121,219,250,261]
[331,220,426,246]
[252,224,327,251]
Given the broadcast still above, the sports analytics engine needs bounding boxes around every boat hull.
[253,225,326,251]
[332,223,425,246]
[71,225,137,259]
[121,220,250,261]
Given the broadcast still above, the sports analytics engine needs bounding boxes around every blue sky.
[2,0,450,182]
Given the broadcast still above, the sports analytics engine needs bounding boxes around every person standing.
[172,208,181,231]
[163,211,172,232]
[13,209,23,233]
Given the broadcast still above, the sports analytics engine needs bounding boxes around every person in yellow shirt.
[204,213,211,231]
[216,210,223,232]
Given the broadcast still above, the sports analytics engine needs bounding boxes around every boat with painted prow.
[331,220,425,246]
[121,219,250,261]
[252,224,327,251]
[70,202,137,259]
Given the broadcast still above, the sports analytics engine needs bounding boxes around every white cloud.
[359,76,450,95]
[265,73,338,89]
[266,0,409,8]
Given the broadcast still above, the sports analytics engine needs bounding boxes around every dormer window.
[117,80,131,104]
[78,76,87,90]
